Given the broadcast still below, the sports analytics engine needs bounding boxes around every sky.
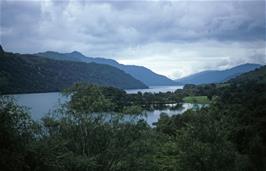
[0,0,265,79]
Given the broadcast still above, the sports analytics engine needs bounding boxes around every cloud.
[117,40,265,78]
[0,0,265,78]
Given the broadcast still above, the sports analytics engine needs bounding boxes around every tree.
[0,96,34,171]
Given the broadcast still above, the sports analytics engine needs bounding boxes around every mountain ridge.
[35,51,176,86]
[0,46,148,94]
[175,63,262,85]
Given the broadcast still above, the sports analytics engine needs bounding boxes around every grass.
[183,96,210,104]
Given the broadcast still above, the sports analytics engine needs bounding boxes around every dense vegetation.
[0,46,147,94]
[64,84,183,112]
[183,96,210,104]
[229,65,266,84]
[1,63,266,170]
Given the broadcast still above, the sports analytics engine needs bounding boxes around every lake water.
[14,92,67,120]
[143,103,201,125]
[125,85,183,94]
[13,86,201,125]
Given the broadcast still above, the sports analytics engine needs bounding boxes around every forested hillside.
[229,65,266,84]
[36,51,176,86]
[1,66,266,170]
[0,47,147,94]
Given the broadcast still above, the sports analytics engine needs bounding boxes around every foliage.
[1,64,266,170]
[183,96,210,104]
[0,96,35,171]
[65,83,183,113]
[229,65,266,84]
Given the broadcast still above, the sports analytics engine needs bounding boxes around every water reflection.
[143,103,205,126]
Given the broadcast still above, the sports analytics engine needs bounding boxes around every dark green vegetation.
[175,63,261,84]
[1,60,266,170]
[183,96,210,104]
[36,51,176,86]
[0,46,147,94]
[64,84,183,112]
[230,65,266,84]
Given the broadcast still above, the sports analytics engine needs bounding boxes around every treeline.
[65,84,183,112]
[1,66,266,170]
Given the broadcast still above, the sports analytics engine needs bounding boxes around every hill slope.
[36,51,176,86]
[229,65,266,84]
[0,48,147,94]
[175,63,262,85]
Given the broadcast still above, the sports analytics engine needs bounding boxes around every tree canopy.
[1,66,266,170]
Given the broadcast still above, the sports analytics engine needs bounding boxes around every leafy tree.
[0,96,34,171]
[174,109,244,171]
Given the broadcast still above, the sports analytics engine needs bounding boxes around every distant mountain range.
[0,46,147,94]
[175,63,262,85]
[35,51,176,86]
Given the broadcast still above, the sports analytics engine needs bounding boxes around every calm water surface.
[125,85,183,94]
[143,103,202,126]
[14,92,68,120]
[13,86,200,125]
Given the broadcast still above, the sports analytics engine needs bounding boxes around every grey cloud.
[2,1,264,45]
[0,0,265,78]
[247,54,266,64]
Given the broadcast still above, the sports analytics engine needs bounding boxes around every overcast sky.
[1,0,265,79]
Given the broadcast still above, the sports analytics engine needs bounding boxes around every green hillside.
[229,65,266,84]
[0,48,147,94]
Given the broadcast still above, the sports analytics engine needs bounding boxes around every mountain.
[0,47,147,94]
[175,63,262,85]
[36,51,176,86]
[229,65,266,84]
